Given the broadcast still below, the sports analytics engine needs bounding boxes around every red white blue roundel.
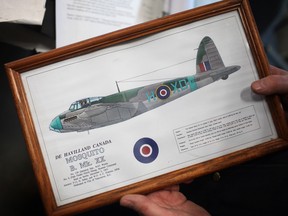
[156,85,171,100]
[133,137,159,163]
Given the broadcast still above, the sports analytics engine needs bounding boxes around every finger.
[251,75,288,95]
[164,184,180,192]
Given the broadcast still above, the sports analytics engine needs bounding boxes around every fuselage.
[49,65,240,133]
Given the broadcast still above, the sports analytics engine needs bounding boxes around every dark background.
[0,0,288,215]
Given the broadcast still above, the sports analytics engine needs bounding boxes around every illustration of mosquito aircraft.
[49,36,241,133]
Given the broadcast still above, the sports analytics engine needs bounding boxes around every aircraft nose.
[50,116,63,132]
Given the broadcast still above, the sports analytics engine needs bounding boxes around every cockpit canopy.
[69,97,103,111]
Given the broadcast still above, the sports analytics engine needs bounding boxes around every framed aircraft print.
[5,0,288,215]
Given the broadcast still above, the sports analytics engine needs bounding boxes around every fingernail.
[120,197,133,208]
[252,81,262,91]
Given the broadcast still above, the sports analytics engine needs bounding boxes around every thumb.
[251,75,288,95]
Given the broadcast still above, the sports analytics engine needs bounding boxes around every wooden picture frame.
[5,0,288,215]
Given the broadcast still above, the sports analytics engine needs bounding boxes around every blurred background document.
[0,0,46,25]
[56,0,165,48]
[56,0,221,48]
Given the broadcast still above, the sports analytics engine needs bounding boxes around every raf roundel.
[133,137,159,163]
[156,85,171,100]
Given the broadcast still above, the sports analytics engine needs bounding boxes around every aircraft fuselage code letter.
[146,91,156,102]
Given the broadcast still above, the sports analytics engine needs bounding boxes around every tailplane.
[196,36,225,74]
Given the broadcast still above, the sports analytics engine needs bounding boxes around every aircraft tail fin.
[196,36,225,74]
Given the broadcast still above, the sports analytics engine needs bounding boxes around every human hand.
[251,65,288,119]
[251,65,288,96]
[120,184,211,216]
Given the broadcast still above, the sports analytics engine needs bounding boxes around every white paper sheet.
[0,0,46,25]
[56,0,222,48]
[56,0,164,47]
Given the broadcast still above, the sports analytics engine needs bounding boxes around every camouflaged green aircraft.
[49,36,241,133]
